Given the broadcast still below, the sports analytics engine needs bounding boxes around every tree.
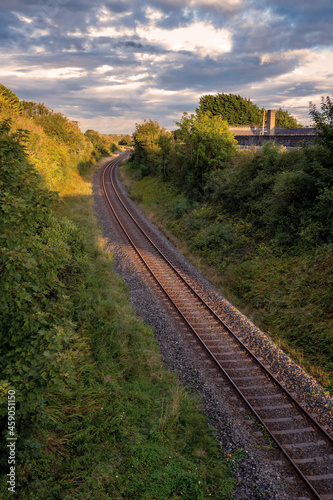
[84,129,117,156]
[0,84,23,113]
[158,133,174,178]
[22,101,86,150]
[118,135,133,146]
[132,119,166,176]
[133,119,162,148]
[309,96,333,149]
[173,111,237,198]
[275,108,303,129]
[198,93,263,126]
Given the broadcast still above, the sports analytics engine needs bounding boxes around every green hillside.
[0,86,235,499]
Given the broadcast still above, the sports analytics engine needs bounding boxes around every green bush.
[203,142,333,247]
[84,129,117,158]
[0,120,86,456]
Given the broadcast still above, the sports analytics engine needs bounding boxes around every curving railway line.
[101,152,333,500]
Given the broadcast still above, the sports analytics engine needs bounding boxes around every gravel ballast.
[93,157,333,499]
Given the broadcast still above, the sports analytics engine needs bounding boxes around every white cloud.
[268,49,333,88]
[96,5,131,23]
[1,66,86,80]
[128,73,150,81]
[14,13,33,24]
[147,89,178,96]
[136,21,232,58]
[88,26,118,38]
[239,49,333,125]
[90,82,143,96]
[88,25,133,38]
[76,115,137,134]
[259,49,314,66]
[96,65,114,73]
[189,0,243,11]
[30,29,49,38]
[145,7,164,21]
[105,76,124,83]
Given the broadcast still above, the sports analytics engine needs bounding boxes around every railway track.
[101,152,333,500]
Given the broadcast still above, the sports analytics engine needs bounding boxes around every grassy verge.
[120,163,333,395]
[1,156,236,499]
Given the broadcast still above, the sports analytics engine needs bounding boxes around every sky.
[1,0,333,134]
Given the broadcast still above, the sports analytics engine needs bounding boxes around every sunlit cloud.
[259,49,314,66]
[13,13,33,24]
[128,73,151,81]
[189,0,244,11]
[262,49,333,90]
[1,66,86,80]
[136,22,232,58]
[96,65,114,73]
[145,7,164,21]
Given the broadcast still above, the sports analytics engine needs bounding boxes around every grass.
[120,163,333,395]
[0,156,236,499]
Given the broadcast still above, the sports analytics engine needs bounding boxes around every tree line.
[130,94,333,248]
[0,84,132,166]
[198,93,304,128]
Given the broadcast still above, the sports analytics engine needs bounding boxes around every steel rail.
[106,154,333,443]
[102,153,332,499]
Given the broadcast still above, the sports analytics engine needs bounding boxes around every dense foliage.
[131,97,331,249]
[198,93,263,126]
[22,101,89,153]
[0,91,93,190]
[310,95,333,149]
[206,142,333,246]
[198,93,303,129]
[275,107,303,128]
[0,118,87,462]
[118,134,133,146]
[131,112,237,199]
[84,129,118,156]
[132,118,175,179]
[0,86,124,190]
[0,85,23,114]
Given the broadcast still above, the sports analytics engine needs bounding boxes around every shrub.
[0,120,86,454]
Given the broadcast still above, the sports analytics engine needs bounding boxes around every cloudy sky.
[1,0,333,133]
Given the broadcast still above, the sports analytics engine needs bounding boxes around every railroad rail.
[101,152,333,500]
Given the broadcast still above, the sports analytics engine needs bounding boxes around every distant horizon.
[10,85,317,136]
[1,1,331,134]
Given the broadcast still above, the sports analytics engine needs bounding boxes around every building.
[229,110,316,148]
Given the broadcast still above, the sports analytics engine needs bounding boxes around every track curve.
[101,152,333,500]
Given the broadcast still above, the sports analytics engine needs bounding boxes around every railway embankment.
[0,97,237,498]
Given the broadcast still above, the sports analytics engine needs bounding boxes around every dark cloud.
[262,0,333,19]
[151,50,303,92]
[257,0,333,49]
